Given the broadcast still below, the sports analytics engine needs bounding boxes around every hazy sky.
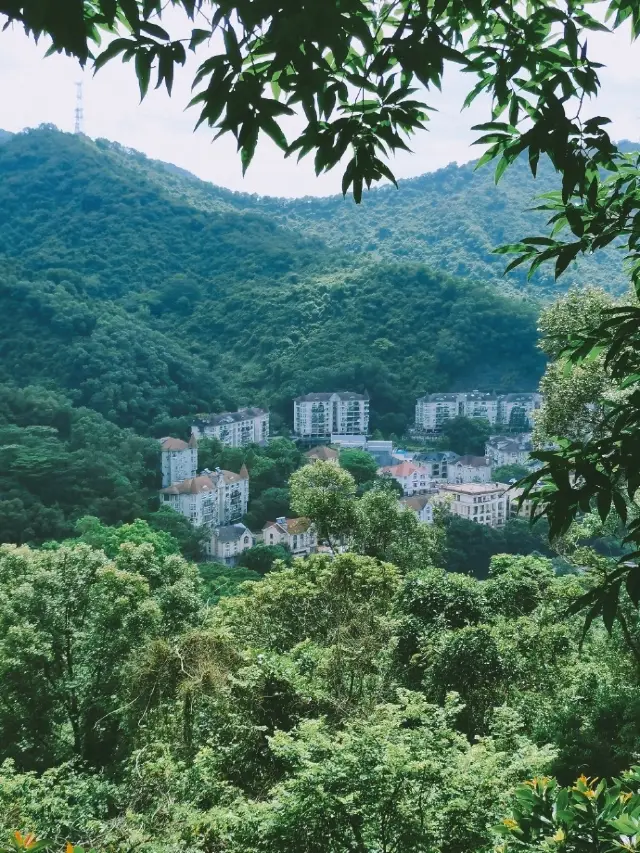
[1,11,639,197]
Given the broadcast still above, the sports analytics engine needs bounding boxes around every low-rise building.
[262,517,317,556]
[207,523,253,565]
[294,392,369,438]
[400,495,434,524]
[438,482,509,527]
[448,454,493,484]
[508,487,535,520]
[415,450,458,482]
[485,434,533,467]
[379,461,432,496]
[192,407,269,447]
[305,445,339,464]
[160,435,198,488]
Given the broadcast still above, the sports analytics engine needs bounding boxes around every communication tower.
[74,81,84,135]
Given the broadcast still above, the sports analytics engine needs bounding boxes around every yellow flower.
[620,792,633,804]
[552,829,566,843]
[503,818,520,831]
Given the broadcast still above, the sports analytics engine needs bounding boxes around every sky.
[1,10,639,198]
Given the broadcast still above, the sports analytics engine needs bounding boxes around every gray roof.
[503,393,541,402]
[193,407,267,427]
[215,524,250,543]
[295,391,369,403]
[417,393,460,403]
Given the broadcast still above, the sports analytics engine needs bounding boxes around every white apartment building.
[448,455,493,484]
[192,407,269,447]
[438,483,509,527]
[485,434,533,468]
[160,436,198,488]
[400,495,434,524]
[415,392,543,434]
[160,474,219,527]
[207,523,253,565]
[379,461,432,496]
[416,451,459,482]
[159,442,250,528]
[294,392,369,438]
[497,394,543,430]
[263,517,317,556]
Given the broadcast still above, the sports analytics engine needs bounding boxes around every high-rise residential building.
[192,407,269,447]
[160,435,198,488]
[415,391,542,434]
[293,392,369,439]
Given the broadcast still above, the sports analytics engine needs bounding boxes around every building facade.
[192,407,269,447]
[160,436,198,488]
[448,455,493,484]
[207,523,253,564]
[485,434,533,468]
[262,517,317,556]
[438,483,509,527]
[415,451,458,482]
[159,467,249,528]
[294,392,369,438]
[415,392,543,434]
[400,495,434,524]
[379,461,432,496]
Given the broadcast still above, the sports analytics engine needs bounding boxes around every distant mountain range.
[2,125,627,433]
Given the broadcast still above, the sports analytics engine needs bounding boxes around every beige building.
[207,523,253,565]
[305,445,339,464]
[438,483,509,527]
[192,407,269,447]
[508,487,535,520]
[263,517,317,556]
[294,392,369,438]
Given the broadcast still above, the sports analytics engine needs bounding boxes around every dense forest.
[0,126,546,435]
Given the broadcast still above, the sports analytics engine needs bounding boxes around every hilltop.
[0,126,545,435]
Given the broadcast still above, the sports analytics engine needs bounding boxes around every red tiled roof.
[160,475,215,495]
[160,437,190,451]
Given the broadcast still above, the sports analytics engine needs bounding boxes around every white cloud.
[0,13,638,197]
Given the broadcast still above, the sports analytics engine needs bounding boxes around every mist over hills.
[0,124,594,435]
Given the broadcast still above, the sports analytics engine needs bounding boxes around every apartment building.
[448,455,493,484]
[160,435,198,488]
[379,461,432,496]
[192,407,269,447]
[262,517,317,556]
[498,394,543,431]
[159,474,219,527]
[438,482,509,527]
[415,391,543,434]
[415,451,459,482]
[294,392,369,438]
[485,434,533,468]
[207,523,253,565]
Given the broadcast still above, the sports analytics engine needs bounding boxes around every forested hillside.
[0,126,545,435]
[110,132,633,295]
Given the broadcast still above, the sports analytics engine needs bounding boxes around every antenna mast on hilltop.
[74,81,84,135]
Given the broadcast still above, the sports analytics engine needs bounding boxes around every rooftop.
[160,436,190,451]
[456,455,490,467]
[305,445,339,461]
[214,524,250,543]
[400,495,433,511]
[440,483,508,495]
[295,391,369,403]
[263,517,312,534]
[161,475,215,495]
[380,461,430,477]
[193,407,268,427]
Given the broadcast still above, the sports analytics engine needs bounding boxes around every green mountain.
[0,126,545,437]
